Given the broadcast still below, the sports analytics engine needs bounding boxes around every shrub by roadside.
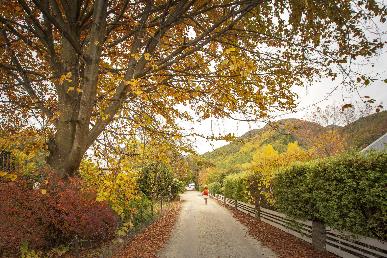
[0,169,118,257]
[71,201,182,258]
[273,151,387,240]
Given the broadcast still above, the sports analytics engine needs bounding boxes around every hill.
[203,111,387,169]
[342,111,387,149]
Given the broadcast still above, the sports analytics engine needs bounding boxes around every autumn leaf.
[131,53,140,60]
[134,89,143,95]
[125,79,139,87]
[8,174,17,181]
[59,72,72,85]
[225,47,236,54]
[341,103,353,111]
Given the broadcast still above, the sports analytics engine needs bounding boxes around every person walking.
[202,185,209,205]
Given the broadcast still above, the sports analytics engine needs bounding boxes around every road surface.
[158,191,277,258]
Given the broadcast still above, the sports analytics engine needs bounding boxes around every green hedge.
[273,152,387,240]
[223,171,251,203]
[208,182,222,195]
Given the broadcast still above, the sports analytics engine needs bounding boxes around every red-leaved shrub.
[0,170,118,256]
[0,180,50,255]
[47,175,118,243]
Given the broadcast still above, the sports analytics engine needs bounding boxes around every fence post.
[312,220,326,251]
[234,199,238,209]
[224,195,226,205]
[254,196,261,220]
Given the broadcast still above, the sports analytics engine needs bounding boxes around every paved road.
[158,191,277,258]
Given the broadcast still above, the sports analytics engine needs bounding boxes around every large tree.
[0,0,385,177]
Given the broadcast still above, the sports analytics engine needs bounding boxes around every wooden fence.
[210,193,387,258]
[0,150,17,172]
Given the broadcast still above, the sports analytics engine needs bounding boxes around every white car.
[185,183,195,191]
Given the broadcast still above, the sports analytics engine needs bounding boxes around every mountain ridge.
[202,111,387,168]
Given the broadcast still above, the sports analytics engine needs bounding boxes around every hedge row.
[208,181,222,195]
[273,152,387,240]
[223,171,251,203]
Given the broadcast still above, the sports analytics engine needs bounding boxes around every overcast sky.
[184,47,387,154]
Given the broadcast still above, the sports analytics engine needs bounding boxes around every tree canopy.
[0,0,385,177]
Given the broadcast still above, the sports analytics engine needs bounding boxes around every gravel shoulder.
[158,191,276,258]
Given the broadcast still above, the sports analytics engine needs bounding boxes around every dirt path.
[158,191,277,258]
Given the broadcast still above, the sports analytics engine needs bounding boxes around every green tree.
[138,162,174,207]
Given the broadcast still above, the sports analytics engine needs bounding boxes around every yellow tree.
[0,1,385,177]
[312,129,347,157]
[248,142,313,205]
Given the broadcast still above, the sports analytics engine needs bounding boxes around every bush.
[138,162,174,200]
[48,177,119,244]
[273,152,387,240]
[0,179,50,255]
[223,171,250,203]
[0,170,119,256]
[129,195,154,227]
[80,159,139,220]
[170,178,184,200]
[208,181,222,195]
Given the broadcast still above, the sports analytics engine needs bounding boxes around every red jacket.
[202,189,209,196]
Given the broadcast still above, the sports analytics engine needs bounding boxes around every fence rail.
[210,193,387,258]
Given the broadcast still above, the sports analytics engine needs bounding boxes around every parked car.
[185,183,195,191]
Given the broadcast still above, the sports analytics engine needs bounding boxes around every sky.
[186,49,387,154]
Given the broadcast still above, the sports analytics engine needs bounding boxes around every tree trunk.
[47,136,85,178]
[45,0,108,178]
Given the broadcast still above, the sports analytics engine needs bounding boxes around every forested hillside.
[343,111,387,149]
[203,111,387,169]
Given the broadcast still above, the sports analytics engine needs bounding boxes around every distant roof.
[361,132,387,152]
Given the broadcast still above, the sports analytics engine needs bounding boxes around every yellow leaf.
[125,79,139,87]
[134,89,143,95]
[59,71,72,85]
[41,189,47,195]
[0,171,6,177]
[225,47,236,54]
[144,53,151,60]
[9,174,17,181]
[8,174,17,181]
[76,88,83,93]
[131,53,140,60]
[67,86,75,93]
